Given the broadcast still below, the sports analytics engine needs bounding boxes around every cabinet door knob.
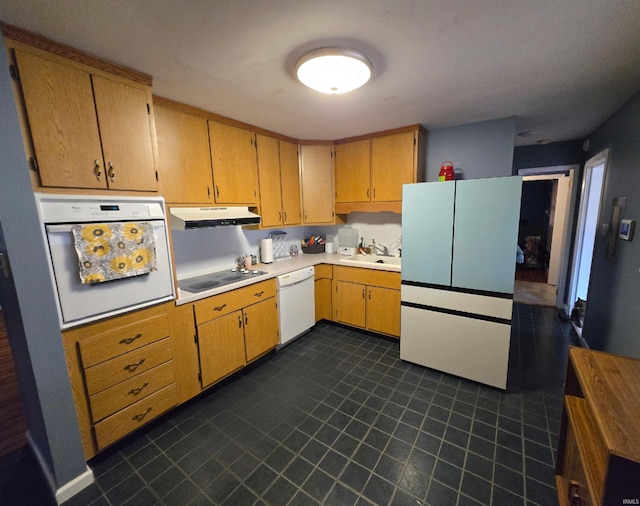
[107,162,116,182]
[362,288,365,298]
[568,482,582,506]
[93,160,102,181]
[207,186,211,199]
[366,188,370,199]
[283,211,287,222]
[238,315,243,328]
[245,314,248,325]
[215,185,220,199]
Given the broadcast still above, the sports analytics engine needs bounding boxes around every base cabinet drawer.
[84,338,173,395]
[94,383,178,450]
[89,361,176,422]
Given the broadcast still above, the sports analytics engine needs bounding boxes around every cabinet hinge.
[9,64,19,82]
[413,138,416,146]
[155,170,159,182]
[28,157,38,172]
[146,103,151,115]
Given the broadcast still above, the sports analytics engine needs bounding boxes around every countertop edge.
[175,253,400,305]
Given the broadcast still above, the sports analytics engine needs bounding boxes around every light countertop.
[175,252,400,305]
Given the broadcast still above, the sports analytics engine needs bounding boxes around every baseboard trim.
[26,431,94,504]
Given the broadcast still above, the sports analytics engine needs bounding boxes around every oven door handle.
[46,222,163,233]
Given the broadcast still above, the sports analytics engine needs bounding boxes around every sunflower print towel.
[72,222,157,284]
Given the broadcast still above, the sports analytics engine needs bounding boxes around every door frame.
[517,165,579,308]
[565,150,609,320]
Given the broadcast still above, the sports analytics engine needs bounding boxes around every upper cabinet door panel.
[155,106,213,204]
[300,145,334,224]
[209,121,258,205]
[15,50,106,189]
[401,182,455,286]
[92,75,157,191]
[371,132,415,202]
[279,140,301,226]
[452,177,523,294]
[335,140,370,203]
[256,134,283,227]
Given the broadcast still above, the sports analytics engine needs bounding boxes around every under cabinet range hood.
[169,206,261,229]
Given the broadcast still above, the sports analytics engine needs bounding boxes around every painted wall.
[581,91,640,358]
[0,45,87,488]
[425,116,516,181]
[513,139,584,172]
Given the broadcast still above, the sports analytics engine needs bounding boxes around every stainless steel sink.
[340,254,401,270]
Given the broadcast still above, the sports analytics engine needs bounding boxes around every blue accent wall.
[513,140,585,172]
[580,91,640,359]
[426,117,516,181]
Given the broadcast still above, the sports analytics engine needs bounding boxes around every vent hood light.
[170,207,260,230]
[296,47,372,94]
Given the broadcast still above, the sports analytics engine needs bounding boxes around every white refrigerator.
[400,176,522,389]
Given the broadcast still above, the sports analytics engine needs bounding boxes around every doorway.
[514,167,577,307]
[565,151,608,337]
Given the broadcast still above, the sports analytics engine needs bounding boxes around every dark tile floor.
[0,303,578,505]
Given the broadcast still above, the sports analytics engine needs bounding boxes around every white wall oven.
[35,194,175,328]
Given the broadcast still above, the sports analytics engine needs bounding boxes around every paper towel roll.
[260,238,273,263]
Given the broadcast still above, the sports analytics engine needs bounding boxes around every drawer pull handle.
[214,303,227,312]
[568,482,581,506]
[119,333,142,345]
[254,291,264,297]
[132,407,152,422]
[124,358,146,372]
[128,382,149,396]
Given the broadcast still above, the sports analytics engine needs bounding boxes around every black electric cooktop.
[178,268,268,293]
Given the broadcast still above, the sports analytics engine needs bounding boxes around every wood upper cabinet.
[155,103,214,204]
[279,140,302,226]
[209,120,258,205]
[335,139,371,203]
[334,127,426,213]
[299,144,334,224]
[257,136,302,227]
[15,49,157,191]
[256,134,284,227]
[371,131,417,201]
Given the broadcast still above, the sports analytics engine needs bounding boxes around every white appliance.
[400,177,522,390]
[276,266,315,347]
[36,194,175,328]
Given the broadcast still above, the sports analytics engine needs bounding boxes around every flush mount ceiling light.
[296,47,372,94]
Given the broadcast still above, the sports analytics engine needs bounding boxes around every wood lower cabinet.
[555,347,640,505]
[194,280,278,388]
[314,264,333,322]
[62,303,176,458]
[198,310,247,388]
[11,45,157,191]
[209,120,259,205]
[333,266,401,337]
[154,101,214,204]
[299,144,335,224]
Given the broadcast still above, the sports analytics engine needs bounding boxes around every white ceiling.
[2,0,640,146]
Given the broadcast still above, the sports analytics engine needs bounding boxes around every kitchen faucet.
[370,239,390,256]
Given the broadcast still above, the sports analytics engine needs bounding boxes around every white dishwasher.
[277,266,315,347]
